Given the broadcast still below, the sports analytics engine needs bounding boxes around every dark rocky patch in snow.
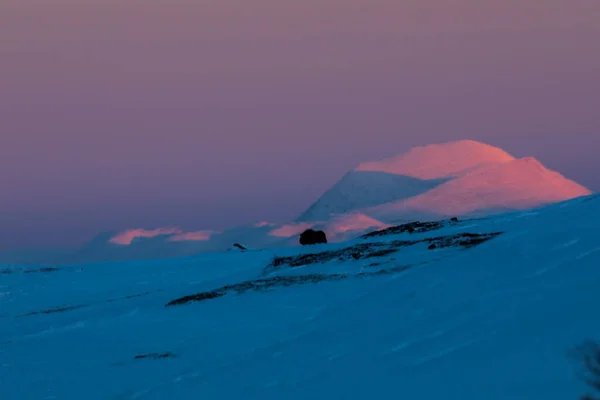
[20,305,86,317]
[357,264,411,277]
[166,274,348,306]
[24,266,60,274]
[222,274,348,294]
[134,352,176,360]
[572,340,600,400]
[166,262,421,307]
[166,232,501,307]
[1,266,60,275]
[269,242,409,269]
[362,248,398,259]
[167,291,226,306]
[18,292,155,318]
[424,232,502,249]
[361,219,459,238]
[269,232,502,270]
[232,243,247,250]
[106,291,154,303]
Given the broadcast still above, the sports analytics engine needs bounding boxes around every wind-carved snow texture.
[1,194,600,400]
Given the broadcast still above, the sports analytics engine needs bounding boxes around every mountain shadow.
[297,171,448,222]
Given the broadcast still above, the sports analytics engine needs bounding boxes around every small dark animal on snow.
[299,229,328,245]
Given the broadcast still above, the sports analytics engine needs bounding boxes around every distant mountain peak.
[109,228,215,245]
[363,153,591,219]
[65,140,592,262]
[301,140,591,223]
[356,140,515,179]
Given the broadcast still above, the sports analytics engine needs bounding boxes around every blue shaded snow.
[1,194,600,399]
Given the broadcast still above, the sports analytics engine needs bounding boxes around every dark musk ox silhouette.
[299,229,328,245]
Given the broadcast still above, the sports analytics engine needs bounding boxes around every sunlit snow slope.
[1,194,600,399]
[356,139,516,179]
[302,140,591,223]
[366,156,592,219]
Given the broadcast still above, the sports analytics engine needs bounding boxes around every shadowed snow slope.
[1,194,600,399]
[297,171,447,221]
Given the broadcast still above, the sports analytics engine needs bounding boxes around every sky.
[1,0,599,250]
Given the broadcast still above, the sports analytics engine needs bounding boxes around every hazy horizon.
[2,0,599,250]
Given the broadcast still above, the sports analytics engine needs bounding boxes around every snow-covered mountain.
[2,140,590,264]
[356,139,517,179]
[365,155,592,220]
[301,140,591,223]
[2,193,600,399]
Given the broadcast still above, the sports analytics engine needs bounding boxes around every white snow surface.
[304,140,591,224]
[1,194,600,399]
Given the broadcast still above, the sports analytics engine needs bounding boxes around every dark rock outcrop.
[166,231,503,307]
[361,218,461,239]
[361,220,444,238]
[299,229,328,245]
[134,352,176,360]
[166,273,347,306]
[272,231,502,270]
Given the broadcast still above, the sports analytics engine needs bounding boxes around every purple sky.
[1,0,599,250]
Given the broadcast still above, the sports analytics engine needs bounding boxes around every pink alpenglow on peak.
[110,228,182,245]
[268,214,387,242]
[322,213,388,235]
[356,140,516,179]
[269,223,315,238]
[168,231,215,242]
[254,221,277,228]
[301,140,592,224]
[92,140,592,259]
[366,156,592,218]
[110,228,214,245]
